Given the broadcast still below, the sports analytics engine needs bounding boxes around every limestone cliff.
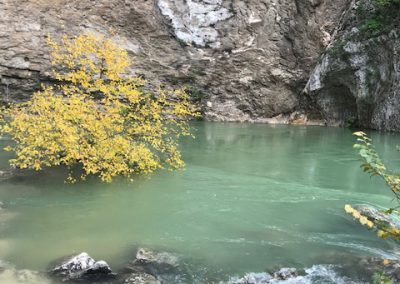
[304,0,400,131]
[0,0,349,123]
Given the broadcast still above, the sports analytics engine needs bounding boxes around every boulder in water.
[353,204,400,230]
[273,267,298,280]
[123,272,160,284]
[123,248,191,283]
[50,252,114,282]
[135,248,179,270]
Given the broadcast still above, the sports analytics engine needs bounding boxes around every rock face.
[0,0,349,122]
[50,252,114,282]
[304,0,400,131]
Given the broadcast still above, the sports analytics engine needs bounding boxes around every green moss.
[357,0,400,39]
[328,40,345,56]
[361,18,384,34]
[327,39,351,61]
[373,0,400,7]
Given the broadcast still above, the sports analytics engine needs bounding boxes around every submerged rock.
[353,204,400,229]
[50,252,114,282]
[123,272,160,284]
[0,261,50,284]
[273,268,298,280]
[135,248,179,270]
[123,248,191,284]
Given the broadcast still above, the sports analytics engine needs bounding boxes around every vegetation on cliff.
[0,33,198,182]
[358,0,400,37]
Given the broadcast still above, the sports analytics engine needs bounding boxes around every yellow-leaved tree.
[0,33,198,182]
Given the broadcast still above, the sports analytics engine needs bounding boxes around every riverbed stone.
[123,248,191,283]
[135,248,179,270]
[0,262,50,284]
[273,267,298,280]
[354,204,400,229]
[123,272,160,284]
[50,252,114,282]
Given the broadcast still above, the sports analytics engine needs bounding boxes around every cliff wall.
[304,0,400,131]
[6,0,389,126]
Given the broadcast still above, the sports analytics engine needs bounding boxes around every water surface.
[0,122,399,281]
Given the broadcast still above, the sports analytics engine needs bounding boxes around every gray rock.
[136,248,179,269]
[50,252,114,282]
[273,267,298,280]
[123,273,160,284]
[354,204,400,230]
[124,248,191,284]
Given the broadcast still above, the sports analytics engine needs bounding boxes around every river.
[0,122,399,283]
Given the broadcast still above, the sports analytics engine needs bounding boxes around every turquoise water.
[0,122,399,280]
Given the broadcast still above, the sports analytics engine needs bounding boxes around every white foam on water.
[229,265,363,284]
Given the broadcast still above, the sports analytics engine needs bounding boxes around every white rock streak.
[157,0,232,47]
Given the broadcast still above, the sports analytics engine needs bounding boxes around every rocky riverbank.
[0,247,399,283]
[1,199,400,283]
